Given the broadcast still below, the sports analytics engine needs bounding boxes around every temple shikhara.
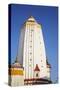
[9,16,51,86]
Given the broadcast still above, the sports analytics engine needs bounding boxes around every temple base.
[24,78,52,85]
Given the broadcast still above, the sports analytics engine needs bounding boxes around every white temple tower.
[17,16,49,81]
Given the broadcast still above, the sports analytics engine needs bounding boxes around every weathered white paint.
[11,75,24,86]
[46,67,50,80]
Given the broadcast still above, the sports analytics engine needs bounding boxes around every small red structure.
[34,64,40,71]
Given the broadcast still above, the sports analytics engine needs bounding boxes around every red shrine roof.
[34,64,40,71]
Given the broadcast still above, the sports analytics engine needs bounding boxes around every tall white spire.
[17,16,50,80]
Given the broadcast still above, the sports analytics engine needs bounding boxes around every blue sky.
[10,4,58,83]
